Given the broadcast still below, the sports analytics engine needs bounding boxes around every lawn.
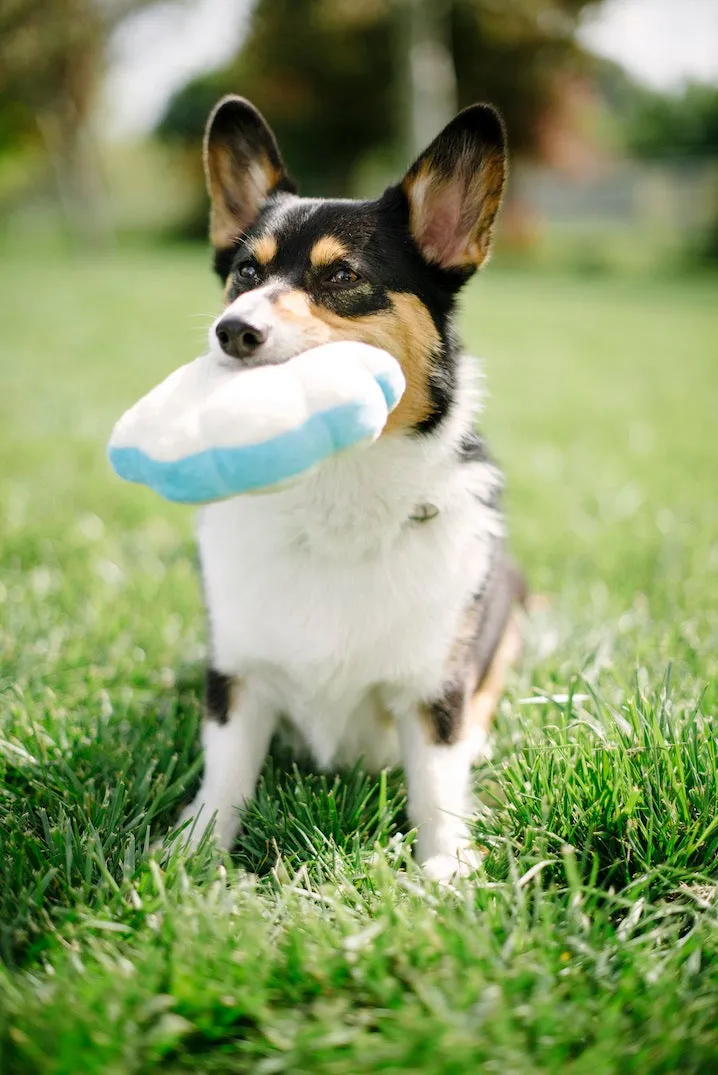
[1,244,717,1073]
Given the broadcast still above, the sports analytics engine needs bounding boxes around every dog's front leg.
[395,690,482,883]
[175,672,276,852]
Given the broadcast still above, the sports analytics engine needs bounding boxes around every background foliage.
[159,0,601,194]
[0,0,717,1069]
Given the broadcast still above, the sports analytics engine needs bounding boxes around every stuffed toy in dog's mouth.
[107,341,405,504]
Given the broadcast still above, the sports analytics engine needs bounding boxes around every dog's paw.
[422,847,481,885]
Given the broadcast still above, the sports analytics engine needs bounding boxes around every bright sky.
[579,0,718,88]
[104,0,718,136]
[104,0,251,135]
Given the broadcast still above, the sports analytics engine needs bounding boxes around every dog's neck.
[278,437,448,558]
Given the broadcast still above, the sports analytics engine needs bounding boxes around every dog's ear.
[204,95,293,252]
[401,105,507,271]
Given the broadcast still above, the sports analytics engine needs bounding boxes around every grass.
[0,243,717,1073]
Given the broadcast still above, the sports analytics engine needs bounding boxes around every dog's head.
[205,96,507,435]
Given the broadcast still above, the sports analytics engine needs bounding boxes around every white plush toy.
[108,341,405,503]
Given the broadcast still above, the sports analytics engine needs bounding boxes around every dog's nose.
[215,316,268,360]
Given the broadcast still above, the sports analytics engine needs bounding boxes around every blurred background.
[3,3,718,1049]
[1,0,717,269]
[0,0,716,611]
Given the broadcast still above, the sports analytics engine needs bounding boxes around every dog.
[176,95,524,881]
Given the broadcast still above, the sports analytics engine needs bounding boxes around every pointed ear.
[401,105,507,271]
[204,95,293,251]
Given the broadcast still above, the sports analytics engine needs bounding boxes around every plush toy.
[107,341,405,504]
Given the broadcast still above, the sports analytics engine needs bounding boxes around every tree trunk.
[37,41,113,248]
[395,0,458,161]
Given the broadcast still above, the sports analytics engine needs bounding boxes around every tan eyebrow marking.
[251,234,278,264]
[309,236,349,267]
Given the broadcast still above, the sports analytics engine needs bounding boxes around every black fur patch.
[425,544,526,746]
[205,667,232,724]
[413,342,458,436]
[425,683,465,746]
[472,483,504,513]
[459,429,504,510]
[213,246,237,282]
[458,428,491,464]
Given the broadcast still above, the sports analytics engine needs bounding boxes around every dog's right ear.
[204,95,294,255]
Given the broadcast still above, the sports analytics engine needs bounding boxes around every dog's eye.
[326,266,361,287]
[238,262,259,282]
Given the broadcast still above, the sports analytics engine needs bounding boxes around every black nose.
[215,316,268,359]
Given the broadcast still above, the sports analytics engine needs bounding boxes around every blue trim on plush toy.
[108,379,401,503]
[374,371,398,407]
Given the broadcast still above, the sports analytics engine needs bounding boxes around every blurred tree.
[592,68,718,263]
[160,0,396,199]
[0,0,166,243]
[624,82,718,161]
[158,0,605,226]
[396,0,458,157]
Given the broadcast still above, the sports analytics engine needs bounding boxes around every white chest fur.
[197,359,502,768]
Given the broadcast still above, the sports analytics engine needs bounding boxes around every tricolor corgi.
[177,95,524,881]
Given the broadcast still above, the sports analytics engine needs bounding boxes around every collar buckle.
[408,502,439,524]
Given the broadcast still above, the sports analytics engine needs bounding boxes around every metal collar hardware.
[408,502,439,524]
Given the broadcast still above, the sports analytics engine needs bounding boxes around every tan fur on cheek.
[270,290,333,348]
[307,293,440,434]
[382,293,441,433]
[268,290,440,433]
[273,290,313,319]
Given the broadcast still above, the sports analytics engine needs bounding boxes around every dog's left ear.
[401,105,507,271]
[204,95,293,252]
